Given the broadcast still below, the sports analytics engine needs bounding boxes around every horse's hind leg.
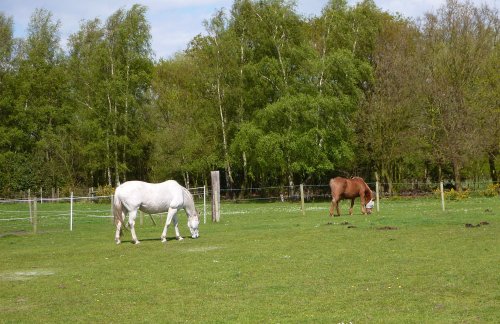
[349,199,354,215]
[161,208,178,243]
[329,198,340,217]
[115,221,122,244]
[128,210,140,244]
[329,199,335,217]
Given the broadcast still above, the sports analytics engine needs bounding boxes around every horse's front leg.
[161,208,177,243]
[173,213,183,241]
[349,199,354,215]
[128,210,140,244]
[360,194,367,214]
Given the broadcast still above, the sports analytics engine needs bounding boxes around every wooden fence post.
[300,184,305,215]
[204,185,207,224]
[440,181,445,211]
[70,192,74,231]
[211,171,220,222]
[28,189,32,224]
[375,172,380,213]
[32,197,37,234]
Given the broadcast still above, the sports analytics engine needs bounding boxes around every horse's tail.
[112,194,126,237]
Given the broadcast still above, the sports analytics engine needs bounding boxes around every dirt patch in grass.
[0,270,55,281]
[377,226,398,230]
[465,221,490,228]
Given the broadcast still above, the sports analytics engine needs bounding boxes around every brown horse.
[329,177,374,217]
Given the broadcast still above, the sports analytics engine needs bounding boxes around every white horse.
[113,180,200,244]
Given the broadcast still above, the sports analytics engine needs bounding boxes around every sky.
[1,0,498,60]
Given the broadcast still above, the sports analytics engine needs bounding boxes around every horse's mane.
[181,187,197,214]
[351,177,373,199]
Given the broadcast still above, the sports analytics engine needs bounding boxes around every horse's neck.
[364,184,372,200]
[182,188,196,217]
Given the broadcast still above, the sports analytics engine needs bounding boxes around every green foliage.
[435,188,471,200]
[482,184,500,197]
[0,0,498,193]
[95,184,114,196]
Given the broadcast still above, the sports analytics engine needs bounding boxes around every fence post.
[440,181,445,211]
[203,185,207,224]
[32,197,37,234]
[110,195,114,224]
[211,171,220,222]
[28,189,32,224]
[300,184,305,215]
[376,181,380,213]
[70,192,74,231]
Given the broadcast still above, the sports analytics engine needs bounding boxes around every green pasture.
[0,197,499,323]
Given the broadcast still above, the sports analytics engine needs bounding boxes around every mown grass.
[0,197,499,323]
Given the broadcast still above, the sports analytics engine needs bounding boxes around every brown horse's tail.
[112,194,126,237]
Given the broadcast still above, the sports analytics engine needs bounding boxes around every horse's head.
[187,211,200,239]
[365,199,374,214]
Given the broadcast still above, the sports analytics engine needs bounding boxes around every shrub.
[445,188,470,200]
[434,188,470,200]
[482,183,500,197]
[96,185,114,196]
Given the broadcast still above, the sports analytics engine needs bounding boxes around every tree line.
[0,0,498,196]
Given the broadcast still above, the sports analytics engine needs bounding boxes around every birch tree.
[420,0,498,189]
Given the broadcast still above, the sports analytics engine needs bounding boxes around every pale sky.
[1,0,498,60]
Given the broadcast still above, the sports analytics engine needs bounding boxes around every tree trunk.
[216,77,234,191]
[239,151,248,199]
[453,160,462,191]
[488,150,499,183]
[381,166,393,195]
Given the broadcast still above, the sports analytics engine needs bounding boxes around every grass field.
[0,197,499,323]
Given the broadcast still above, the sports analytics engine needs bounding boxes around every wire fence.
[218,180,499,202]
[1,181,498,236]
[0,187,207,236]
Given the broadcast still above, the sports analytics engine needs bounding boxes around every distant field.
[0,197,499,322]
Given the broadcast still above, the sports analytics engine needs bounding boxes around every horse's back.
[115,181,148,203]
[115,180,185,213]
[330,176,369,199]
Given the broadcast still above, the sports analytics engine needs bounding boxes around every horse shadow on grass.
[120,236,194,244]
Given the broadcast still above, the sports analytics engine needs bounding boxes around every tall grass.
[0,197,499,323]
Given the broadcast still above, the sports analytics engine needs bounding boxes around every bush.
[96,185,114,196]
[434,188,470,200]
[445,188,470,200]
[482,183,500,197]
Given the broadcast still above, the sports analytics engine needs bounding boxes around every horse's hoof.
[115,240,121,245]
[134,240,140,245]
[161,238,167,243]
[177,236,184,241]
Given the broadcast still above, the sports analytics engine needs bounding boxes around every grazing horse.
[329,177,374,217]
[113,180,199,244]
